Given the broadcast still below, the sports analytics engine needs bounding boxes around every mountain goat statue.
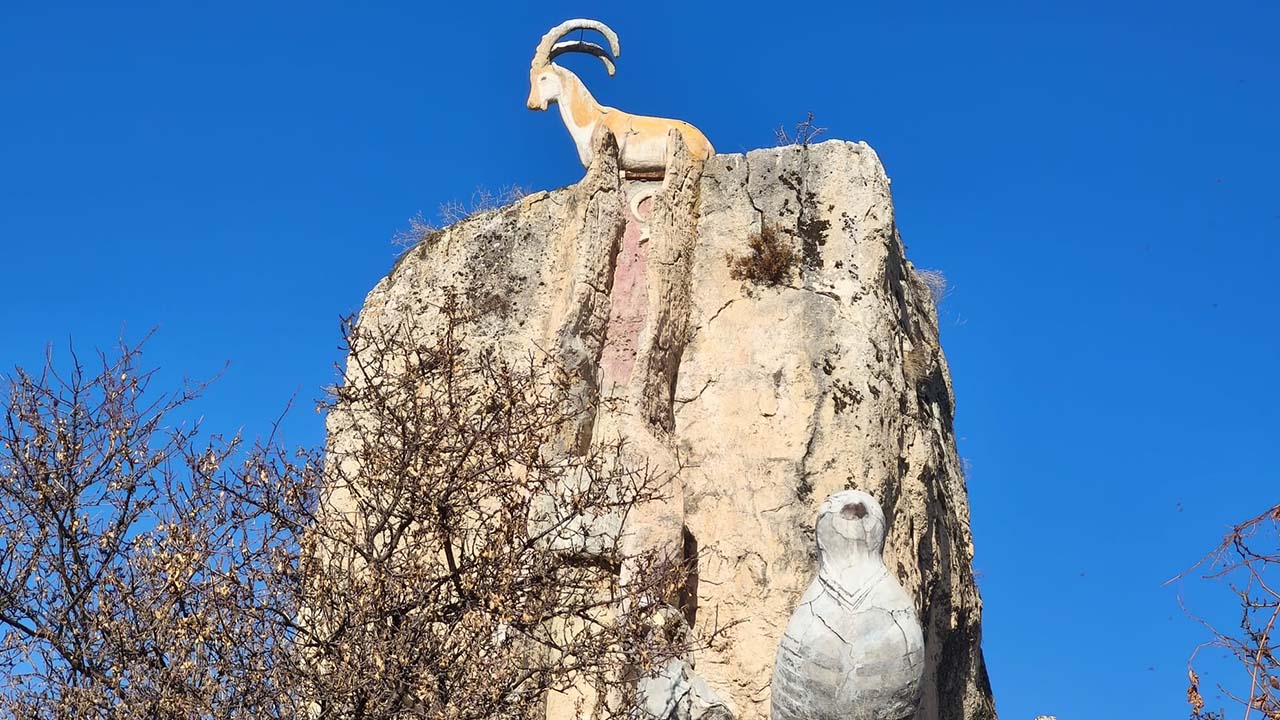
[527,19,715,177]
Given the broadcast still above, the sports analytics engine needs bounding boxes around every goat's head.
[527,19,621,111]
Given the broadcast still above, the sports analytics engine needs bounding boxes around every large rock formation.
[345,137,995,720]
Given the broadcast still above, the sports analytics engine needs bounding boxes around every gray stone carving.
[770,491,924,720]
[639,657,736,720]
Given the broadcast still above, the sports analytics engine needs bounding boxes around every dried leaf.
[1188,668,1205,714]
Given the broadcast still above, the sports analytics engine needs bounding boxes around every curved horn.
[550,40,616,75]
[531,19,621,70]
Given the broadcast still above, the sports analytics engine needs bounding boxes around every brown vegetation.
[0,297,712,719]
[728,225,798,287]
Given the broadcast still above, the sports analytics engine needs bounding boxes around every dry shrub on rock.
[728,225,797,287]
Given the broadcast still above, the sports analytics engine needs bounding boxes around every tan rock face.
[338,138,995,720]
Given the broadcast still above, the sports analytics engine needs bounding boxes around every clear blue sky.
[2,1,1276,717]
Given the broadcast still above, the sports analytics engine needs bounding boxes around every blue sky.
[2,1,1277,717]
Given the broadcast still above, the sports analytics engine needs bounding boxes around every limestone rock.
[341,139,996,720]
[770,491,924,720]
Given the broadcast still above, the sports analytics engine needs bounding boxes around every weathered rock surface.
[640,657,736,720]
[771,490,924,720]
[345,138,995,720]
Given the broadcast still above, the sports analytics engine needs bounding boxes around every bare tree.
[0,296,719,719]
[0,337,305,717]
[1179,503,1280,720]
[305,293,710,719]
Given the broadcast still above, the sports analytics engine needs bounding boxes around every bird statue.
[770,491,924,720]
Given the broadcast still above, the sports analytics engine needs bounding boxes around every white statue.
[527,19,715,177]
[770,491,924,720]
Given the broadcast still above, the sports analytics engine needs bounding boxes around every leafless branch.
[775,112,827,147]
[0,296,730,719]
[1174,504,1280,720]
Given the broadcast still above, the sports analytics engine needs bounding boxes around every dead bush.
[393,212,443,250]
[439,184,529,225]
[774,112,827,147]
[393,185,529,250]
[728,225,798,286]
[914,268,948,306]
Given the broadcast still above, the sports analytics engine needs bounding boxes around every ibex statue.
[527,19,715,177]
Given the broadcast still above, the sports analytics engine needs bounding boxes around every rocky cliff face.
[345,137,995,720]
